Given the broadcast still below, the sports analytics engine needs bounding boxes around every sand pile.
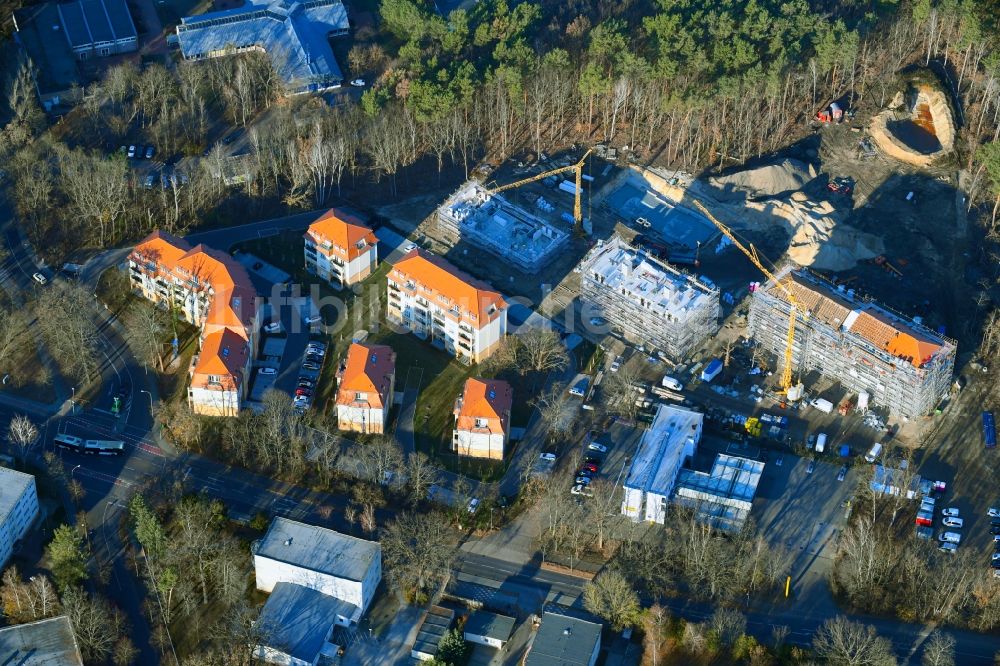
[683,175,883,272]
[707,159,818,201]
[869,81,956,167]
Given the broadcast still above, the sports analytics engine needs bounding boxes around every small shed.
[464,611,515,649]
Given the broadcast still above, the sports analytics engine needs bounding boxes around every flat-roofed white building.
[0,468,38,570]
[254,517,381,626]
[621,404,702,524]
[578,236,719,359]
[0,616,83,665]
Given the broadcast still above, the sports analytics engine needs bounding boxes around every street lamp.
[70,387,76,414]
[139,389,154,412]
[70,464,81,480]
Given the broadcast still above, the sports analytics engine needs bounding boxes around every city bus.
[53,434,125,456]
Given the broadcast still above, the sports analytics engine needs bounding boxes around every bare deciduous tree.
[921,631,955,666]
[531,382,577,442]
[812,616,897,666]
[518,328,568,375]
[583,569,641,631]
[6,414,39,465]
[381,511,456,602]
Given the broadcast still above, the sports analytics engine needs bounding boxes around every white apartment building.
[335,343,395,434]
[452,378,512,460]
[127,231,258,417]
[578,236,719,360]
[386,249,507,364]
[304,209,379,289]
[0,468,39,570]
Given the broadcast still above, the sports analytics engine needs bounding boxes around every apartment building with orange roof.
[748,268,955,418]
[335,343,395,434]
[127,231,259,416]
[304,209,379,289]
[386,249,507,364]
[452,378,512,460]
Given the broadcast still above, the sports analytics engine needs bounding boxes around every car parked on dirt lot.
[942,516,964,528]
[466,498,480,514]
[587,442,608,453]
[571,484,593,497]
[942,508,960,517]
[574,476,591,485]
[938,542,957,554]
[258,367,276,375]
[989,507,1000,518]
[264,322,282,333]
[539,452,556,462]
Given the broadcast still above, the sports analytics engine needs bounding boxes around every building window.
[355,392,366,401]
[475,418,487,428]
[208,375,222,385]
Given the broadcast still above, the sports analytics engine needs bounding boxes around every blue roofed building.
[176,0,350,94]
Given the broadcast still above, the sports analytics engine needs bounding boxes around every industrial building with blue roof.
[176,0,349,94]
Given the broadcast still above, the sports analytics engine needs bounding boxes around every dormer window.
[475,418,488,428]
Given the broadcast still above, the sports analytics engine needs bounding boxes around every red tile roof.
[454,378,512,433]
[336,343,395,409]
[392,250,506,323]
[306,209,378,261]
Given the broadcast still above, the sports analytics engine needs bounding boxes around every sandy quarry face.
[869,83,955,167]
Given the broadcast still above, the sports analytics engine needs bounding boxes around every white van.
[661,376,683,391]
[815,433,827,454]
[938,531,961,544]
[864,443,883,463]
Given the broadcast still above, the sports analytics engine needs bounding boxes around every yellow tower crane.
[692,200,806,401]
[485,149,593,232]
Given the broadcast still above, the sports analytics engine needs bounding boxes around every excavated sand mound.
[635,165,884,272]
[707,159,818,201]
[869,82,955,167]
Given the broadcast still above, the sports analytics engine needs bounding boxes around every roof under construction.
[764,268,953,368]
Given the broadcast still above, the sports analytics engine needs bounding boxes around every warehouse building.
[436,181,569,273]
[748,268,956,419]
[578,236,719,359]
[176,0,349,94]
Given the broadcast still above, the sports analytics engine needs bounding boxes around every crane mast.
[692,200,805,399]
[485,149,593,231]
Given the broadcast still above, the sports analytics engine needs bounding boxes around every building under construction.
[436,181,569,273]
[748,268,956,419]
[578,236,720,359]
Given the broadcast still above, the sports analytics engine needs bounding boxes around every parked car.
[580,462,598,473]
[610,356,621,372]
[403,242,418,253]
[569,377,589,397]
[304,314,323,325]
[302,362,321,371]
[466,498,480,514]
[942,516,964,528]
[570,484,592,497]
[775,455,783,467]
[258,367,277,375]
[264,322,282,333]
[295,388,311,397]
[144,173,156,189]
[32,273,47,285]
[145,145,155,159]
[938,531,962,544]
[938,542,958,554]
[539,452,556,462]
[989,507,1000,518]
[942,508,960,517]
[837,465,847,482]
[574,476,592,486]
[350,78,366,87]
[584,456,602,465]
[806,460,816,474]
[127,145,137,158]
[587,442,608,453]
[297,380,315,389]
[589,316,607,327]
[992,525,1000,535]
[577,468,593,478]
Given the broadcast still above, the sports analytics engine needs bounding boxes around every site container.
[701,359,723,383]
[984,411,996,449]
[810,398,834,413]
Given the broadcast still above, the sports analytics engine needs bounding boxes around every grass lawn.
[229,234,551,480]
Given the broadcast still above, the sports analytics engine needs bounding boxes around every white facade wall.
[0,476,38,569]
[188,386,241,416]
[453,430,505,459]
[336,404,386,432]
[388,284,507,363]
[254,552,381,625]
[252,644,310,666]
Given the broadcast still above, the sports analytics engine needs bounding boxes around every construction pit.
[869,79,956,167]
